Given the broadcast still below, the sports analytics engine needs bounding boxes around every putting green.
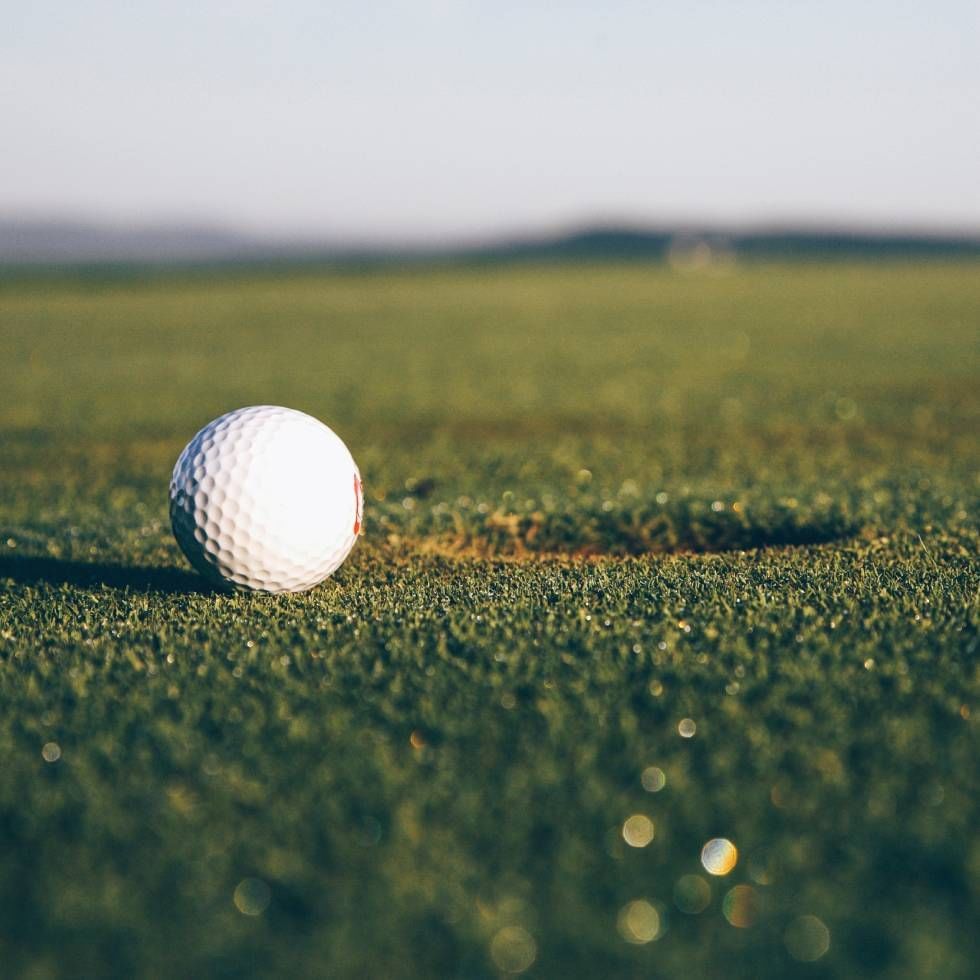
[0,261,977,977]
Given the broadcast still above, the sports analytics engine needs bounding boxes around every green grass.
[0,261,977,979]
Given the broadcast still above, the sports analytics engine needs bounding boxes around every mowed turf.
[0,261,977,978]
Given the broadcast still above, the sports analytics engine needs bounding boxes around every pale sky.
[2,1,978,241]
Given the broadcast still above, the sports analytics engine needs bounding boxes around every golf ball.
[169,406,362,593]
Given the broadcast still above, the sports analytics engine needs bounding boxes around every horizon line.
[3,210,980,248]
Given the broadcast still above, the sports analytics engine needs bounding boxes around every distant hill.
[0,219,276,264]
[1,217,978,267]
[477,226,980,262]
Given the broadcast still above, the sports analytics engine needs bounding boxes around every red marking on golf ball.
[353,475,363,535]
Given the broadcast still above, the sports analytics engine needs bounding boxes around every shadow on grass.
[640,517,859,555]
[0,555,214,595]
[425,508,860,558]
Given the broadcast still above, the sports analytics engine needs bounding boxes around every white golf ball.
[169,406,363,593]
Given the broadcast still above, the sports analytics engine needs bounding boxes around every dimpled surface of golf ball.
[170,406,363,593]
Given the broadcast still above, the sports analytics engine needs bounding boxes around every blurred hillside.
[2,217,979,267]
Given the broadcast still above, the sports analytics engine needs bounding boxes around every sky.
[2,1,978,241]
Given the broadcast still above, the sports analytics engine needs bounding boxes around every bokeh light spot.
[722,885,759,928]
[641,766,666,792]
[622,815,656,847]
[785,915,831,961]
[701,838,738,875]
[674,875,711,914]
[233,877,271,916]
[617,900,662,944]
[489,926,537,974]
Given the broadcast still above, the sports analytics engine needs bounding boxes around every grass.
[0,260,977,978]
